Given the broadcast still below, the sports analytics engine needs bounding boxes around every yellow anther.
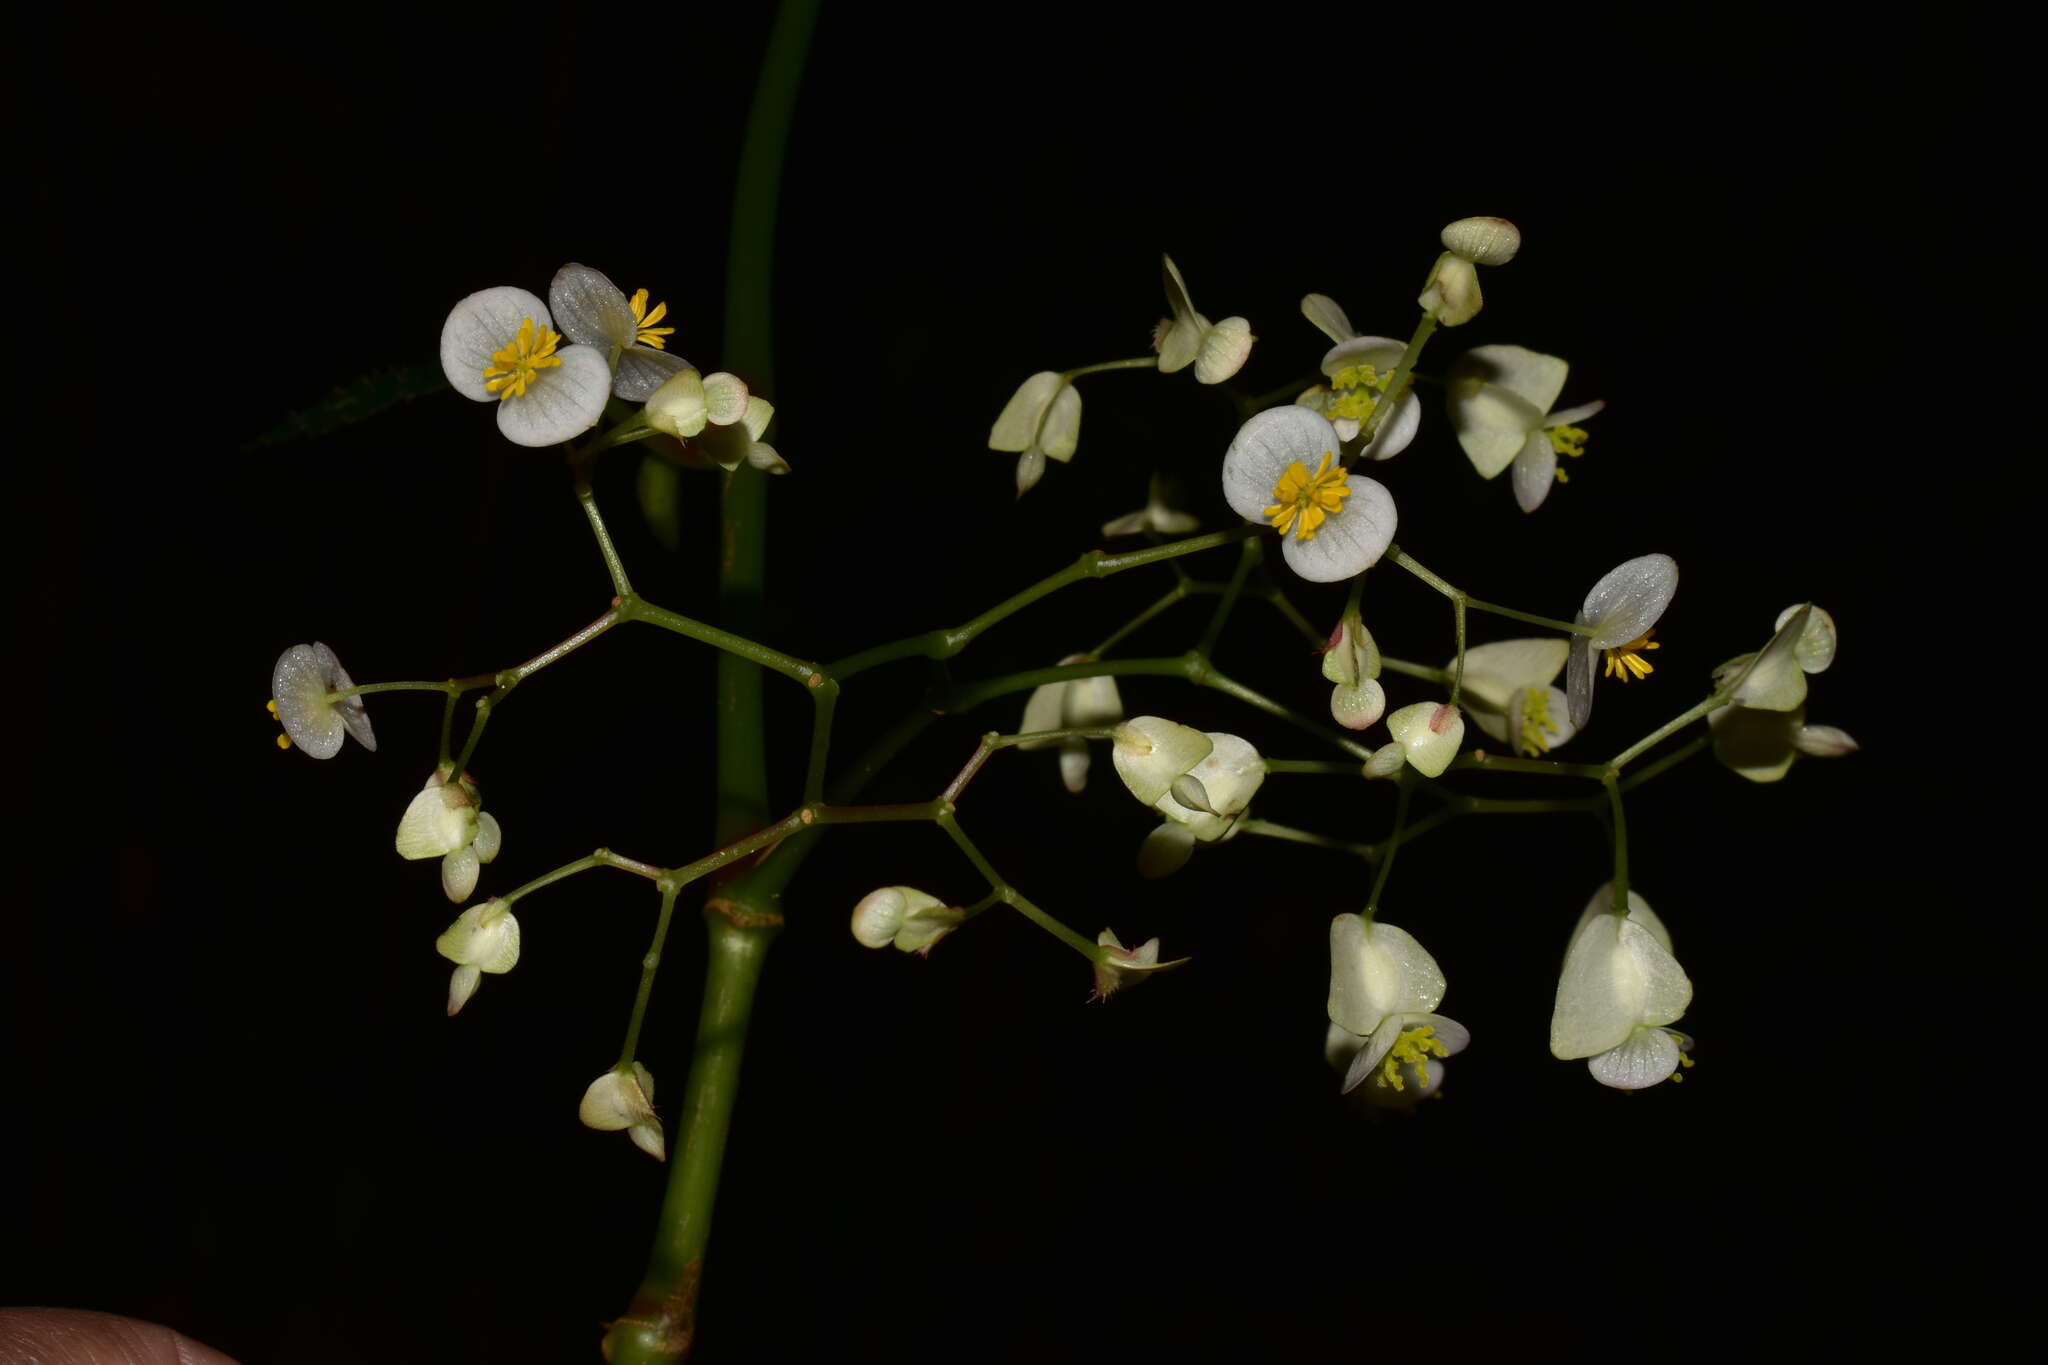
[481,316,565,400]
[1603,630,1660,682]
[1377,1024,1449,1091]
[1262,451,1351,541]
[275,733,291,750]
[1548,424,1589,457]
[629,289,674,350]
[1515,687,1560,756]
[266,699,278,715]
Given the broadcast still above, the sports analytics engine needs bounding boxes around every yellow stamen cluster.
[629,289,674,350]
[1264,451,1351,541]
[265,698,289,750]
[1603,629,1660,682]
[482,317,565,400]
[1378,1024,1450,1091]
[1516,687,1561,756]
[1326,363,1383,424]
[1548,424,1590,484]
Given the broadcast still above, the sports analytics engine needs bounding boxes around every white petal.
[1567,635,1594,729]
[495,345,612,448]
[1280,475,1396,583]
[1581,554,1679,648]
[1731,605,1810,711]
[1136,821,1197,878]
[272,642,371,759]
[446,964,481,1016]
[1064,672,1122,728]
[1111,717,1213,805]
[1588,1027,1685,1090]
[1459,638,1571,712]
[548,263,635,350]
[1452,344,1568,413]
[1057,741,1092,794]
[1622,918,1692,1028]
[1330,679,1386,730]
[1319,335,1404,380]
[580,1068,656,1131]
[1512,432,1556,512]
[702,372,751,426]
[1710,703,1799,782]
[1042,384,1081,461]
[1155,316,1202,373]
[629,1122,668,1161]
[645,369,708,438]
[1357,389,1421,462]
[1194,317,1253,384]
[1421,1013,1471,1057]
[1018,680,1068,748]
[1550,912,1637,1059]
[989,372,1061,452]
[1794,723,1858,757]
[1777,603,1838,674]
[1385,701,1464,778]
[1548,400,1606,427]
[1182,731,1264,816]
[473,811,502,864]
[440,287,549,402]
[613,346,689,402]
[1221,407,1341,523]
[1160,255,1199,324]
[1505,685,1577,754]
[1363,744,1406,779]
[1300,293,1356,345]
[1328,916,1446,1036]
[1449,383,1546,479]
[396,784,476,861]
[441,846,479,903]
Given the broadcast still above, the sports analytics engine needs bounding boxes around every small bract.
[440,285,611,447]
[1222,407,1397,583]
[271,643,376,759]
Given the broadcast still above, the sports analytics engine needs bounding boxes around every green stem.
[1092,584,1189,657]
[619,881,684,1066]
[1236,817,1376,860]
[1194,537,1260,658]
[1362,772,1414,921]
[578,479,635,598]
[624,597,821,689]
[1617,734,1708,792]
[1604,775,1629,916]
[1064,356,1159,379]
[1386,546,1589,636]
[1360,312,1436,445]
[1607,687,1735,770]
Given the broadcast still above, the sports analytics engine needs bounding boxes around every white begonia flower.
[1091,928,1188,1000]
[436,897,520,1016]
[1565,553,1679,729]
[989,370,1081,498]
[1324,1022,1446,1108]
[270,643,376,758]
[1110,716,1213,806]
[548,263,689,401]
[1153,255,1252,384]
[1446,345,1606,513]
[579,1062,665,1161]
[1150,731,1265,841]
[1550,884,1694,1090]
[1322,610,1386,731]
[1221,407,1397,583]
[849,886,964,955]
[1327,916,1471,1097]
[1709,605,1854,782]
[1455,638,1578,757]
[395,769,502,903]
[1102,474,1199,538]
[1385,702,1466,778]
[1019,656,1124,793]
[1416,216,1521,327]
[440,286,612,448]
[1296,294,1422,459]
[644,370,788,475]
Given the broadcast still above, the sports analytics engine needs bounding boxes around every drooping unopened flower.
[849,886,964,955]
[1323,610,1386,730]
[441,286,612,447]
[579,1061,665,1161]
[1091,928,1187,1000]
[989,371,1081,497]
[1385,701,1465,777]
[1417,216,1521,327]
[1296,294,1421,459]
[1153,255,1252,384]
[1710,605,1855,781]
[1327,915,1470,1096]
[1019,656,1123,793]
[1565,554,1678,728]
[1549,884,1694,1090]
[270,643,377,758]
[1222,407,1397,583]
[1101,474,1199,538]
[548,263,689,401]
[395,769,503,903]
[644,369,788,474]
[1455,638,1578,756]
[436,897,520,1016]
[1446,345,1606,513]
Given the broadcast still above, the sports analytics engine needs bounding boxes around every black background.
[12,8,1948,1360]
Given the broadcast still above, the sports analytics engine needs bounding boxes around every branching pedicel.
[268,220,1854,1357]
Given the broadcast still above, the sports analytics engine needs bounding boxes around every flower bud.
[850,886,962,955]
[1386,702,1465,778]
[1439,216,1521,266]
[579,1062,665,1161]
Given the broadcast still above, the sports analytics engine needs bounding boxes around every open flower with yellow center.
[1454,638,1579,757]
[1446,345,1605,513]
[1222,407,1397,582]
[1550,884,1694,1090]
[1327,915,1470,1097]
[441,285,612,447]
[1566,553,1678,728]
[1297,294,1422,459]
[548,263,690,401]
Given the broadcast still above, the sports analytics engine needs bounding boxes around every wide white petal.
[1453,344,1569,414]
[1732,605,1812,711]
[989,372,1061,452]
[1328,916,1446,1035]
[1512,432,1556,512]
[1385,701,1463,777]
[440,287,549,402]
[1042,384,1081,461]
[1136,821,1197,878]
[1581,553,1679,649]
[1281,475,1396,582]
[1778,603,1838,675]
[495,345,612,448]
[1460,638,1570,712]
[1506,685,1577,754]
[1550,912,1637,1059]
[1111,717,1212,806]
[548,263,635,350]
[1450,383,1546,479]
[441,846,480,903]
[1221,407,1341,523]
[1711,703,1799,781]
[614,346,689,402]
[1358,389,1421,461]
[396,785,476,861]
[1300,293,1355,344]
[1621,918,1692,1028]
[1588,1027,1684,1089]
[1319,335,1404,379]
[1194,317,1253,384]
[272,643,351,758]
